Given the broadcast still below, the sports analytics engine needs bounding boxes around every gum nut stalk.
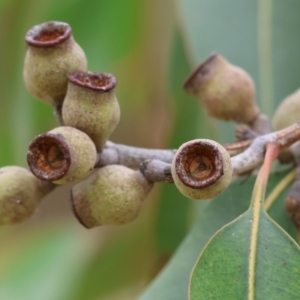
[27,126,97,185]
[272,88,300,131]
[171,139,232,200]
[24,21,87,105]
[184,53,259,124]
[0,166,52,225]
[62,71,120,151]
[70,165,154,228]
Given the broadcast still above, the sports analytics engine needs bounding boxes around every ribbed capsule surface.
[62,71,120,151]
[24,21,87,104]
[70,165,153,228]
[0,166,46,225]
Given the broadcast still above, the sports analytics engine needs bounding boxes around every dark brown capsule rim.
[25,21,71,48]
[69,71,117,92]
[27,132,71,182]
[174,139,224,189]
[183,52,219,94]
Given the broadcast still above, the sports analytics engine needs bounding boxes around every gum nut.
[62,71,120,150]
[24,21,87,104]
[0,166,45,225]
[27,126,97,184]
[70,165,153,228]
[171,139,232,200]
[184,53,259,124]
[272,88,300,131]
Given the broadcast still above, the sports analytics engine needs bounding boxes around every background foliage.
[0,1,300,299]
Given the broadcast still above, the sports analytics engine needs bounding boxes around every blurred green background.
[1,0,300,299]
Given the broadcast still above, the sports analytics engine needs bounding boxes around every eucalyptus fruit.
[171,139,232,200]
[0,166,53,225]
[62,71,120,150]
[27,126,97,184]
[24,21,87,105]
[271,89,300,163]
[184,53,259,124]
[272,88,300,131]
[70,165,153,228]
[285,184,300,229]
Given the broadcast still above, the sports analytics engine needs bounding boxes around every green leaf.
[139,169,295,300]
[190,208,300,299]
[190,146,300,299]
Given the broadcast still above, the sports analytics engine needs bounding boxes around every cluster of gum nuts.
[0,21,297,229]
[0,21,153,228]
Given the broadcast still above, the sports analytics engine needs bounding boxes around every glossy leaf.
[190,209,300,299]
[139,169,296,300]
[190,145,300,299]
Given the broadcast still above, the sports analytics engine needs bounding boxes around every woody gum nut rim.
[25,21,71,47]
[69,71,117,92]
[174,140,224,189]
[27,133,71,181]
[183,52,218,94]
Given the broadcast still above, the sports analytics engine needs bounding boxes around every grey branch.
[49,106,300,185]
[96,141,176,169]
[95,122,300,182]
[140,159,173,183]
[231,122,300,175]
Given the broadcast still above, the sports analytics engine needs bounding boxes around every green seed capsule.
[70,165,153,228]
[184,53,259,124]
[171,139,232,200]
[27,126,97,184]
[272,88,300,131]
[0,166,53,225]
[24,21,87,105]
[62,71,120,151]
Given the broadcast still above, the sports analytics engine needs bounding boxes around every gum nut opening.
[25,21,71,47]
[175,140,223,189]
[27,133,71,181]
[69,71,117,92]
